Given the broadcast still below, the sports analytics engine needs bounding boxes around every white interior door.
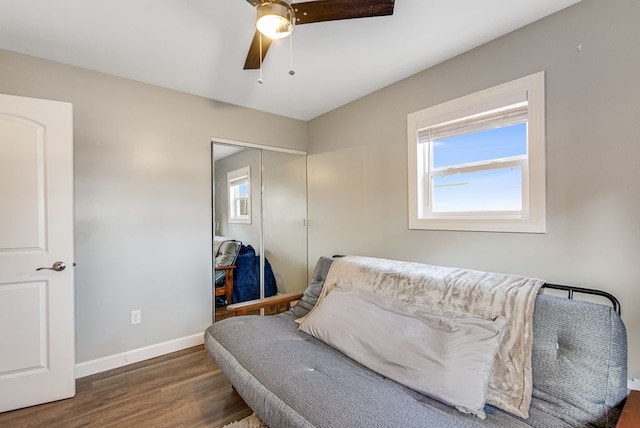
[0,93,75,412]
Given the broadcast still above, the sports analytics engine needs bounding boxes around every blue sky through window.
[433,167,522,212]
[238,182,249,198]
[432,123,526,168]
[431,123,526,212]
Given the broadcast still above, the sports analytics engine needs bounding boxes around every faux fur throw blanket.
[304,256,544,418]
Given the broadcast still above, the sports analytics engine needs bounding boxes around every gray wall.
[0,49,306,364]
[307,0,640,379]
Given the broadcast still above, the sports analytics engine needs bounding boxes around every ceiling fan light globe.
[256,1,293,39]
[257,15,291,39]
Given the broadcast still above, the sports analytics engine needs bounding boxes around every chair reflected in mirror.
[214,237,241,306]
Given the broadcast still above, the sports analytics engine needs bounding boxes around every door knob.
[36,261,66,272]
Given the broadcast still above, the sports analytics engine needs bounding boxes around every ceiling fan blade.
[243,30,273,70]
[292,0,394,25]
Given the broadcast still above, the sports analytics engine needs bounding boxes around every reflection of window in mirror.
[228,166,251,224]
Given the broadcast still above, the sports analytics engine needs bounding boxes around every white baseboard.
[74,333,205,379]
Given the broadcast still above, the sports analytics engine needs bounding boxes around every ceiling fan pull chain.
[258,33,264,84]
[288,32,295,76]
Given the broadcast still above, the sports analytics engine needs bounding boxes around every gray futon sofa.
[205,256,630,427]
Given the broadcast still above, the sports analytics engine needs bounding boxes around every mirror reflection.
[212,143,307,322]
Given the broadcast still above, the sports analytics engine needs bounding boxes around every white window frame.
[407,72,546,233]
[228,166,251,224]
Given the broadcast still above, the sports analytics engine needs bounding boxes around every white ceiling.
[0,0,581,121]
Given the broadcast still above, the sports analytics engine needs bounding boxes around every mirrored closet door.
[212,141,307,322]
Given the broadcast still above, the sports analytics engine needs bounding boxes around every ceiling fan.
[243,0,396,70]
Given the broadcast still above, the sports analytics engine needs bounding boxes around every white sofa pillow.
[298,283,506,419]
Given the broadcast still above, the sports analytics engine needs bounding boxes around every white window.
[228,166,251,224]
[408,72,546,233]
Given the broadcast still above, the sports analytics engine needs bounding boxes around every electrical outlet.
[131,310,141,325]
[629,378,640,391]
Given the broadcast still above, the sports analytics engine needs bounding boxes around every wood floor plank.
[0,346,252,428]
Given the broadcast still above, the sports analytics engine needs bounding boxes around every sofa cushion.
[299,284,506,419]
[207,294,626,428]
[529,294,627,428]
[287,256,335,317]
[207,313,536,428]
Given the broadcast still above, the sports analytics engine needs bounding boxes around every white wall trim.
[74,333,205,379]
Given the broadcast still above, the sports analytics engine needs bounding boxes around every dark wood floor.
[0,346,252,428]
